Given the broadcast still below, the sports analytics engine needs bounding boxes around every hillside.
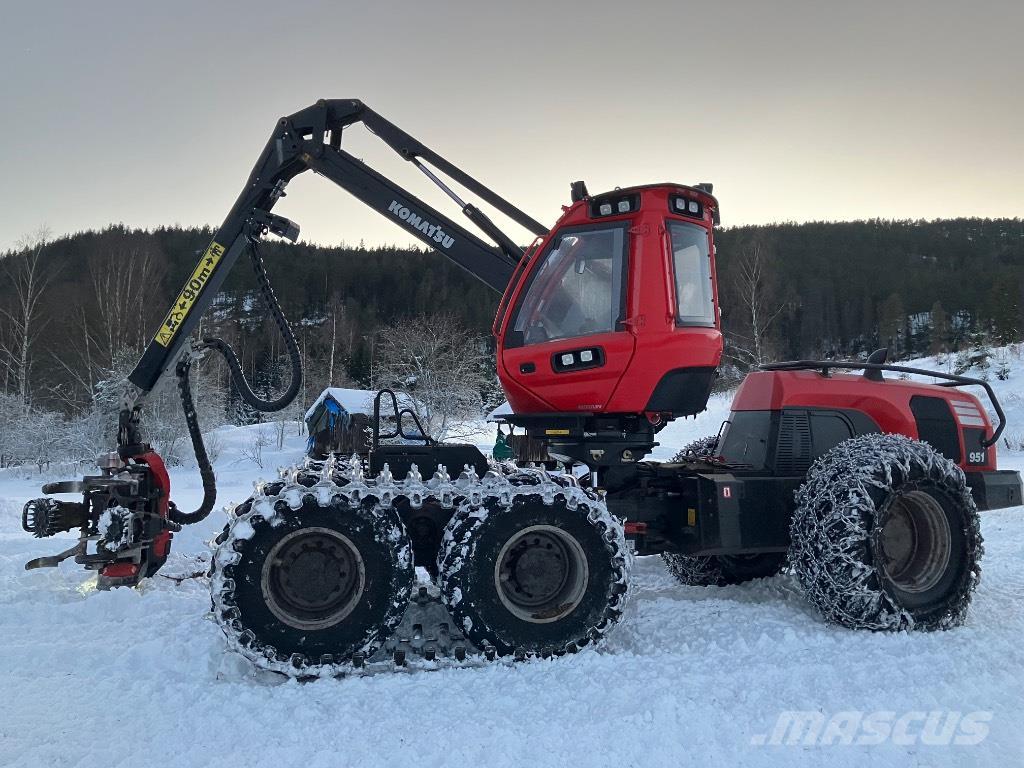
[1,218,1022,417]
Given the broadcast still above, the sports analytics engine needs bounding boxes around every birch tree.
[727,237,787,367]
[371,314,488,441]
[87,235,166,364]
[0,227,54,406]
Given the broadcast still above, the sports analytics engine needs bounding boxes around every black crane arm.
[20,99,550,571]
[128,98,546,395]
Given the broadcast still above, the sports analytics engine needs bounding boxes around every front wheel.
[211,489,414,674]
[789,433,982,631]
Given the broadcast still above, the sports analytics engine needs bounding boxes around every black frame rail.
[760,359,1007,447]
[372,389,435,450]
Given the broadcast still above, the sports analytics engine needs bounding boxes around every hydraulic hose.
[202,234,303,412]
[167,353,216,526]
[169,233,303,526]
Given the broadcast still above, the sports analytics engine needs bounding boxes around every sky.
[1,0,1021,252]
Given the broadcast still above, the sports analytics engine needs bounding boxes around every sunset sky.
[1,0,1020,252]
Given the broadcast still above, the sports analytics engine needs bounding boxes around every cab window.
[667,221,715,326]
[508,225,627,347]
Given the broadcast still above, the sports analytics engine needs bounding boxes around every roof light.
[591,193,639,218]
[670,196,703,218]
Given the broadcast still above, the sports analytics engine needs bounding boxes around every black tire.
[671,434,719,463]
[661,553,724,586]
[790,433,983,631]
[212,489,414,670]
[661,551,786,587]
[664,435,785,587]
[438,493,629,657]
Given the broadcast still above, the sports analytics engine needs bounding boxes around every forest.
[0,217,1021,466]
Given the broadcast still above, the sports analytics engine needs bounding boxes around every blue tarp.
[305,393,353,453]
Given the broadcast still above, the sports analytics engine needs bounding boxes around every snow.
[487,400,513,421]
[95,505,132,550]
[2,350,1023,766]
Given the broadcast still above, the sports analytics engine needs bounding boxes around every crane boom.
[128,99,544,395]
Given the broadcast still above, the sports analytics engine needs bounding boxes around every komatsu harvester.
[22,100,1021,677]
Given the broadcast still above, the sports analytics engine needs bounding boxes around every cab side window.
[667,221,715,326]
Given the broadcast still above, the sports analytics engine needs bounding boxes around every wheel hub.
[261,527,365,630]
[495,525,589,623]
[878,490,952,594]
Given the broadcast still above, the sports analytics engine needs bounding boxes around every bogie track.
[210,456,632,678]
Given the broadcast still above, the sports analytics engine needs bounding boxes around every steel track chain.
[210,455,632,679]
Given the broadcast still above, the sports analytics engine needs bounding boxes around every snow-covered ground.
[2,353,1022,767]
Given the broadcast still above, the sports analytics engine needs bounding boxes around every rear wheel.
[789,433,982,631]
[671,434,719,462]
[438,493,629,657]
[665,435,786,587]
[661,551,786,587]
[211,489,414,672]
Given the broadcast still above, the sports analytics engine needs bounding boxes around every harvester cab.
[495,183,722,421]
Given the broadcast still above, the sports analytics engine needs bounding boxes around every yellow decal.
[687,508,696,526]
[153,242,225,347]
[545,428,571,436]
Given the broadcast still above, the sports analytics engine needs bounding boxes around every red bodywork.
[494,184,722,417]
[731,370,998,472]
[138,451,173,560]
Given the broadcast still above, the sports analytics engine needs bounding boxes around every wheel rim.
[261,527,365,630]
[877,490,952,594]
[494,525,589,623]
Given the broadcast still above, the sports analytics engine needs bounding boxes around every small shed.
[304,388,378,458]
[304,388,420,458]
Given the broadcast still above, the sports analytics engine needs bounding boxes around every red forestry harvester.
[22,100,1021,676]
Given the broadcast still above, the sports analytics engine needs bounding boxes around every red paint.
[731,370,997,471]
[100,562,140,579]
[134,451,171,515]
[494,184,722,416]
[134,451,173,559]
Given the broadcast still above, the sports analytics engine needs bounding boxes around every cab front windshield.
[511,225,626,346]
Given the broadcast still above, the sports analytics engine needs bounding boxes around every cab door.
[498,222,635,413]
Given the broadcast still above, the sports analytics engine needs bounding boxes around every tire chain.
[437,469,633,658]
[790,432,983,631]
[210,455,632,679]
